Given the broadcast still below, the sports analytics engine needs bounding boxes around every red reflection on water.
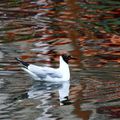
[1,1,120,120]
[97,106,120,118]
[83,80,120,103]
[72,84,92,120]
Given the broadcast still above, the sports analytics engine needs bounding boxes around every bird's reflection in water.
[27,81,72,106]
[58,81,72,105]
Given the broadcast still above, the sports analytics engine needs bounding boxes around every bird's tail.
[15,57,29,67]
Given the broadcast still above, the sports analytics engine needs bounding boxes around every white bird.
[15,54,75,82]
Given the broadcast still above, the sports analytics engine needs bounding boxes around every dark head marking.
[61,54,71,63]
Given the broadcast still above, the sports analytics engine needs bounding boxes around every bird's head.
[61,54,76,64]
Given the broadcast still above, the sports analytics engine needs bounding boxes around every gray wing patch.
[47,73,62,78]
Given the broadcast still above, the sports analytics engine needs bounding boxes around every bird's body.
[15,55,72,82]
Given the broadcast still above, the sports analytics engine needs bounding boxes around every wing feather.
[28,64,62,78]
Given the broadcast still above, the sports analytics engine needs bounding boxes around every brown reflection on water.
[82,78,120,119]
[72,84,92,120]
[85,80,120,103]
[0,0,120,120]
[97,106,120,119]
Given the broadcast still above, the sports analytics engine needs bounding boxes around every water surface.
[0,0,120,120]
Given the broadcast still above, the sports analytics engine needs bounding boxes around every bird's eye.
[68,56,72,60]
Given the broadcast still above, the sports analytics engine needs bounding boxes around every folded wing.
[28,64,62,78]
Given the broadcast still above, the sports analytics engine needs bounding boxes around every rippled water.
[0,0,120,120]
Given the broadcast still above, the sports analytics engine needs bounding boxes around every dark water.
[0,0,120,120]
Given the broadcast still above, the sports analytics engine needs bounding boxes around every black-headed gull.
[15,54,75,82]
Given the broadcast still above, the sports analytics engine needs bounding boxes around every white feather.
[22,56,70,82]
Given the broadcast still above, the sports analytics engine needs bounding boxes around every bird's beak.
[69,56,77,60]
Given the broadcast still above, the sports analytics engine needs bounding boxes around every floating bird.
[15,54,75,82]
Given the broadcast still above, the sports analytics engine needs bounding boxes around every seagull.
[15,54,75,82]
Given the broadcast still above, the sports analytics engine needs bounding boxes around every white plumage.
[16,54,72,82]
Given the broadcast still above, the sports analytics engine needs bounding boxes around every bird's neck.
[59,56,69,69]
[59,56,70,80]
